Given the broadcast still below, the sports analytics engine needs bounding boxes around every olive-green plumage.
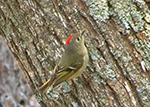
[39,33,89,93]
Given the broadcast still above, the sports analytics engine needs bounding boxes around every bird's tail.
[39,65,58,93]
[39,74,56,93]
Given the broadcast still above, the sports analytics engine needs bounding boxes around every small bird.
[39,33,89,93]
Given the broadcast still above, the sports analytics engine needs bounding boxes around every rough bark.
[0,0,150,107]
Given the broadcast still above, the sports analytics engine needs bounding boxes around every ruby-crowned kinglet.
[39,33,89,93]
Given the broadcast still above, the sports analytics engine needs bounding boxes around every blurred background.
[0,36,39,107]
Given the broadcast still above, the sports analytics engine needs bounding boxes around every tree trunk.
[0,0,150,107]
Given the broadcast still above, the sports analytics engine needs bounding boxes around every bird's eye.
[76,37,81,41]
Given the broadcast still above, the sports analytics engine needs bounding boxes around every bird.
[39,33,89,93]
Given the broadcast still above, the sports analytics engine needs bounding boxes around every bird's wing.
[56,61,83,73]
[53,61,83,87]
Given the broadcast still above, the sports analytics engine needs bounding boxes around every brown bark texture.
[0,0,150,107]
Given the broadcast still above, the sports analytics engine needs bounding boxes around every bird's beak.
[81,30,85,35]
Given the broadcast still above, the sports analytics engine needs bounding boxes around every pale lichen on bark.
[109,0,145,34]
[86,0,109,22]
[85,0,150,106]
